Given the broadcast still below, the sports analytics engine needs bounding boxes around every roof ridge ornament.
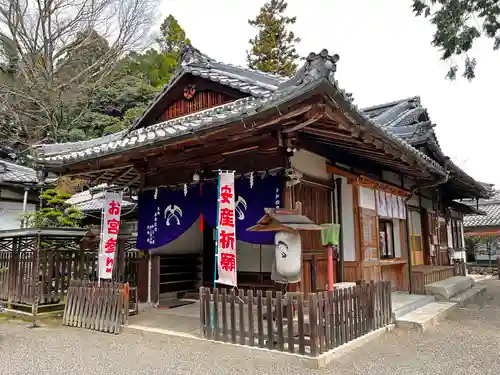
[181,44,212,68]
[278,48,339,89]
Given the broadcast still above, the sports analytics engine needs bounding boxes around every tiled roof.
[31,48,446,178]
[0,159,38,184]
[363,97,491,198]
[68,184,136,213]
[464,192,500,227]
[34,132,126,160]
[363,97,436,144]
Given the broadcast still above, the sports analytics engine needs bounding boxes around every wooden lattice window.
[361,210,379,261]
[409,209,424,264]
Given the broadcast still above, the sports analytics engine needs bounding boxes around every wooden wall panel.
[292,182,332,251]
[360,208,379,261]
[137,257,149,303]
[343,261,358,282]
[363,263,380,282]
[162,91,233,120]
[301,253,329,295]
[381,264,406,291]
[151,256,160,304]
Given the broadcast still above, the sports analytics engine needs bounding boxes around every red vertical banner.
[199,183,204,232]
[216,171,237,287]
[99,192,123,279]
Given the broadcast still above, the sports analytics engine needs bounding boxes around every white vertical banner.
[216,171,237,287]
[385,193,393,218]
[377,190,388,217]
[98,191,123,279]
[399,196,407,219]
[391,194,399,219]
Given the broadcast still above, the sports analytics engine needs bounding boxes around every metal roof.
[31,48,446,179]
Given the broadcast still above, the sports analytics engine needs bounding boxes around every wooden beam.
[282,113,324,133]
[146,134,277,171]
[326,164,411,197]
[254,104,313,129]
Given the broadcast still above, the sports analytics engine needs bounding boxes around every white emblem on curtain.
[164,205,183,226]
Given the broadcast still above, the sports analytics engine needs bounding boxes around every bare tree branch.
[0,0,159,153]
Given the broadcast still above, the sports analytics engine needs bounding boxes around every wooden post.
[31,234,41,328]
[327,245,335,291]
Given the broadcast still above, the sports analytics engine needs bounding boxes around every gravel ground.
[2,279,500,375]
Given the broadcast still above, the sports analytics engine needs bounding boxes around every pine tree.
[247,0,301,76]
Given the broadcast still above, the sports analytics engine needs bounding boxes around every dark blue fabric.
[202,173,284,245]
[137,186,201,250]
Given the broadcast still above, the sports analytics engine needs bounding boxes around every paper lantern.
[275,231,302,278]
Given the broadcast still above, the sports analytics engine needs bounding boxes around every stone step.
[392,295,436,319]
[449,284,487,307]
[395,301,456,332]
[425,276,473,300]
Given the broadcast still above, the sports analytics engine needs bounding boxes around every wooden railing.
[411,266,455,294]
[199,281,392,357]
[0,228,139,316]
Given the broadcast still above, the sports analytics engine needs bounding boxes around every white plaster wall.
[151,218,202,255]
[420,196,433,210]
[403,176,415,190]
[406,194,419,207]
[393,219,402,258]
[0,201,35,230]
[0,189,25,200]
[290,149,329,181]
[381,170,402,186]
[339,177,356,262]
[460,221,465,248]
[447,221,453,248]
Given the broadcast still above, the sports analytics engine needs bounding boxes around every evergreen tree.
[247,0,301,76]
[22,189,84,228]
[123,14,191,88]
[157,15,191,54]
[413,0,500,80]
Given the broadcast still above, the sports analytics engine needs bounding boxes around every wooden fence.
[0,228,139,314]
[62,280,129,334]
[199,281,392,356]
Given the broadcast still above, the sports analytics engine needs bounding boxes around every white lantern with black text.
[247,206,323,285]
[274,231,302,279]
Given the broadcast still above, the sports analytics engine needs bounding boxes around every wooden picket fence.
[199,280,392,356]
[62,280,130,334]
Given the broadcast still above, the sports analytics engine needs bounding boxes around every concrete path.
[2,279,500,375]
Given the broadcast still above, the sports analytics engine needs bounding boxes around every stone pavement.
[2,279,500,375]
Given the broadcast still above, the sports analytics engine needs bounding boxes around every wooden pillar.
[352,184,363,281]
[335,177,344,282]
[137,255,149,303]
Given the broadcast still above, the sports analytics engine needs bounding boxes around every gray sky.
[160,0,498,187]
